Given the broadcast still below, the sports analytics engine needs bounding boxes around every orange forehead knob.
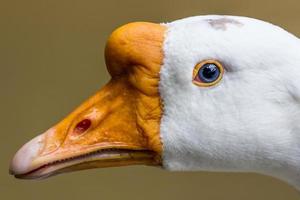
[105,22,166,76]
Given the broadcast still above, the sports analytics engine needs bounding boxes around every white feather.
[159,15,300,189]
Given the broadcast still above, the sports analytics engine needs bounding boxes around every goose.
[9,15,300,190]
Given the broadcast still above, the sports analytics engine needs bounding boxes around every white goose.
[9,15,300,190]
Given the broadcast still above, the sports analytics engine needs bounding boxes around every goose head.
[10,15,300,189]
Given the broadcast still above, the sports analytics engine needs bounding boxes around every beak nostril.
[74,119,92,135]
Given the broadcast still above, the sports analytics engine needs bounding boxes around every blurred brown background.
[1,0,300,199]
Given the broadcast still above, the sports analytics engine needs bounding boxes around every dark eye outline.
[192,60,224,87]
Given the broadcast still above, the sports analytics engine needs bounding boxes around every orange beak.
[9,22,166,179]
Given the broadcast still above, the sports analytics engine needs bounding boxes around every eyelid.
[192,59,224,87]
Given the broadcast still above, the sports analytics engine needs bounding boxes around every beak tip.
[9,134,44,176]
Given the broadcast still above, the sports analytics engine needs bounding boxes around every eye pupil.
[202,64,217,78]
[74,119,91,134]
[198,63,220,83]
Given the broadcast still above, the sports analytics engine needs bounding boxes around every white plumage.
[160,15,300,189]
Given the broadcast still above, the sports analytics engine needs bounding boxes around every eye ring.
[192,60,224,87]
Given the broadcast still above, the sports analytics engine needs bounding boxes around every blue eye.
[193,60,224,87]
[197,63,220,83]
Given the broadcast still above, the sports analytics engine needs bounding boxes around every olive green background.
[1,0,300,199]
